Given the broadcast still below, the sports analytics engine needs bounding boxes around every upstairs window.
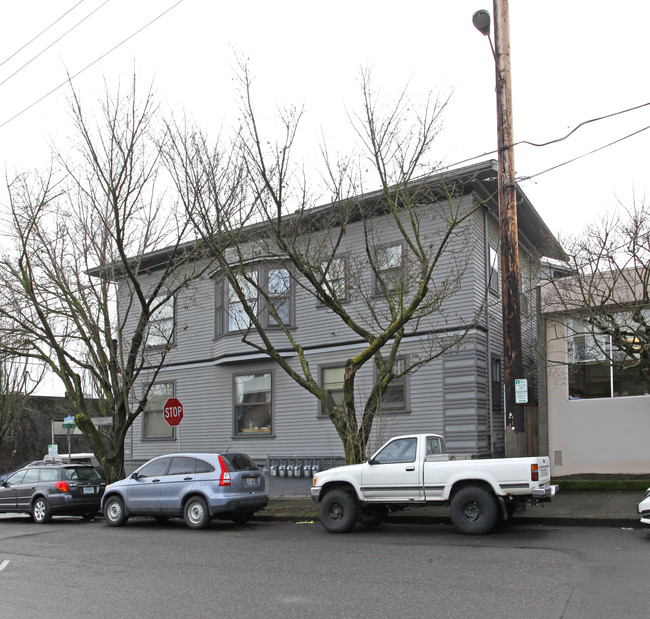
[374,243,404,294]
[215,266,294,335]
[321,257,347,302]
[228,271,259,332]
[488,246,499,294]
[146,297,175,348]
[266,267,291,326]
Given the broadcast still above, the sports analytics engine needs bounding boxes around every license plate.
[83,487,95,494]
[540,466,549,477]
[246,477,257,486]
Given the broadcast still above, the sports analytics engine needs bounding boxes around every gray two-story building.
[121,160,563,483]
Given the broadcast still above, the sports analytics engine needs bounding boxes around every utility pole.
[474,0,526,457]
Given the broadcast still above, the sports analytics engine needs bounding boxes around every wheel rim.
[107,501,121,521]
[461,499,482,522]
[187,501,204,524]
[327,501,344,521]
[33,500,46,521]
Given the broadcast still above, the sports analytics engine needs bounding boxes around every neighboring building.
[0,396,101,472]
[541,271,650,475]
[120,161,564,478]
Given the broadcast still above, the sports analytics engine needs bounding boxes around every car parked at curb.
[0,461,40,484]
[638,487,650,526]
[0,462,106,522]
[101,452,268,529]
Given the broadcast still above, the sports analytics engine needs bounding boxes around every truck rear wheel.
[450,486,499,535]
[319,488,359,533]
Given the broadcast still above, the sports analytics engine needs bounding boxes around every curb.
[254,512,643,529]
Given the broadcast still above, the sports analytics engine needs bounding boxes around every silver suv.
[101,452,268,529]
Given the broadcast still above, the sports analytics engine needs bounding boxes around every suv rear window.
[221,454,258,471]
[63,467,102,481]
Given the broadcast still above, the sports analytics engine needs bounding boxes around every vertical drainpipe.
[484,205,495,457]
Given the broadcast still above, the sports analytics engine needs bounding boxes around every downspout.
[484,206,495,457]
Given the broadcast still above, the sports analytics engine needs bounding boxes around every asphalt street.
[0,515,648,618]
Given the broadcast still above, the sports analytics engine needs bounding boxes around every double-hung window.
[374,243,404,294]
[320,365,345,415]
[228,271,258,332]
[143,382,175,440]
[378,357,408,413]
[266,267,291,326]
[234,373,272,435]
[321,257,347,301]
[215,266,293,335]
[146,296,175,348]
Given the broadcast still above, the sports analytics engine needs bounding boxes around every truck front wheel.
[450,486,499,535]
[319,488,359,533]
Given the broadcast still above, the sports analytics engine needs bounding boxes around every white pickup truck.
[310,433,558,535]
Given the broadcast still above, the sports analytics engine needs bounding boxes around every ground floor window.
[320,365,345,415]
[143,382,175,439]
[567,320,649,399]
[378,357,408,413]
[234,373,272,435]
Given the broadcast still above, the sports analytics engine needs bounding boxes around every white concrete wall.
[546,319,650,475]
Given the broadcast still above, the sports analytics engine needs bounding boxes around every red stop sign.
[163,398,183,426]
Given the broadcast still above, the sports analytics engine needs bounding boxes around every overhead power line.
[512,101,650,149]
[0,0,113,90]
[0,0,185,131]
[518,123,650,183]
[0,0,87,70]
[430,100,650,184]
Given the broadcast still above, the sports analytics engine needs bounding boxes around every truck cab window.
[373,437,417,464]
[426,437,445,455]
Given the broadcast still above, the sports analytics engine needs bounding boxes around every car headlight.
[643,488,650,500]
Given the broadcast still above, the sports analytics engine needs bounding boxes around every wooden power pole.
[475,0,527,456]
[493,0,526,456]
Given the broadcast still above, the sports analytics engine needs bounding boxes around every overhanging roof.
[90,159,566,277]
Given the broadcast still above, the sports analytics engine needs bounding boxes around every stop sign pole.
[163,398,184,452]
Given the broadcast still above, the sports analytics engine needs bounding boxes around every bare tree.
[167,67,483,464]
[0,330,45,449]
[545,201,650,393]
[0,78,214,481]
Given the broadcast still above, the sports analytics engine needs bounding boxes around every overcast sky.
[1,0,649,242]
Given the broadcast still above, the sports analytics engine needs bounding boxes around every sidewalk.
[258,490,644,528]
